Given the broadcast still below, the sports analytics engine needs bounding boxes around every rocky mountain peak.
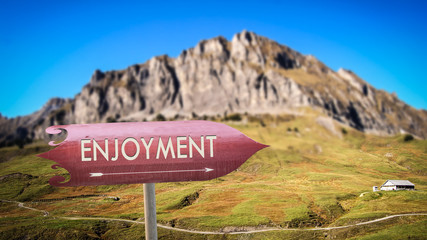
[1,31,426,147]
[90,69,106,85]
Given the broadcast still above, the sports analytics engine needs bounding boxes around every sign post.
[38,120,268,239]
[144,183,157,240]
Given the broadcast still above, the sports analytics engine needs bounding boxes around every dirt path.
[2,199,49,216]
[2,199,427,235]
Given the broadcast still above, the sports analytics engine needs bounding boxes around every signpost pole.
[143,183,158,240]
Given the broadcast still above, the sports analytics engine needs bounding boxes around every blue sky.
[1,1,426,117]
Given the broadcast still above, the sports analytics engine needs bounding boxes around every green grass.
[351,219,427,240]
[332,190,427,226]
[0,113,426,239]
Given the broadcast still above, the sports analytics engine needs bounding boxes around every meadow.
[0,112,426,239]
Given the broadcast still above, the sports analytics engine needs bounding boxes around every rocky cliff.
[1,30,426,146]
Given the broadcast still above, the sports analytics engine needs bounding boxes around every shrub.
[403,134,414,142]
[155,114,166,121]
[106,116,116,123]
[227,113,242,121]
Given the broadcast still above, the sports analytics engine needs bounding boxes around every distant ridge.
[1,30,426,147]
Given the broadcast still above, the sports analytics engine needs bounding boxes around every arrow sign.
[38,120,268,186]
[89,168,214,177]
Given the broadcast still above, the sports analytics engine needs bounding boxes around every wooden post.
[143,183,158,240]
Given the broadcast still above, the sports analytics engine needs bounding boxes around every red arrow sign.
[38,121,268,186]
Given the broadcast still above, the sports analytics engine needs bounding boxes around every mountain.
[1,30,426,147]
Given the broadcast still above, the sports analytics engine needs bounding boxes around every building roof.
[382,180,414,186]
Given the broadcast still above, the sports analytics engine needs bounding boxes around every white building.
[380,180,415,191]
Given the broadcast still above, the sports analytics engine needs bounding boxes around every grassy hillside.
[0,113,426,239]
